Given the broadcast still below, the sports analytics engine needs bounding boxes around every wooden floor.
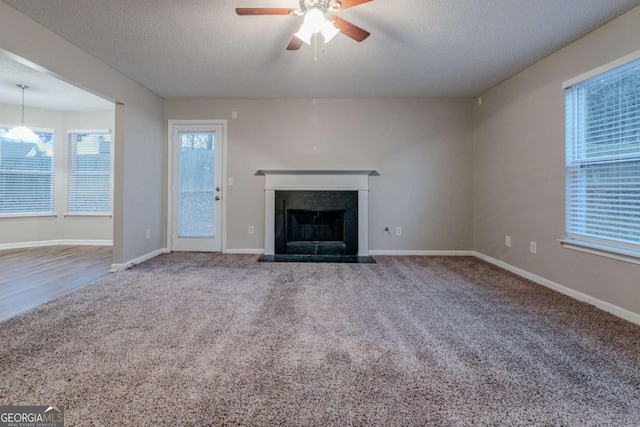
[0,245,112,323]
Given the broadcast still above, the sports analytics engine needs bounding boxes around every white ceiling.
[0,53,114,111]
[2,0,639,100]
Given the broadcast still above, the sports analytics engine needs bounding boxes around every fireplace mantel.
[256,169,377,175]
[257,169,377,191]
[258,169,378,256]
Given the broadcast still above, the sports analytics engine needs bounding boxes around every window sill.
[0,214,58,220]
[64,214,112,219]
[558,238,640,265]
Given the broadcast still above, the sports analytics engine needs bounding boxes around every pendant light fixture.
[5,84,40,143]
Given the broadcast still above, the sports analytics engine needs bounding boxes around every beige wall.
[0,104,114,245]
[0,2,164,264]
[165,98,474,252]
[473,7,640,315]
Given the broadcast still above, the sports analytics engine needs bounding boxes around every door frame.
[166,119,227,253]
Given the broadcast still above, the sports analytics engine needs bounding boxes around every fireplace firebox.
[275,191,358,255]
[287,210,346,242]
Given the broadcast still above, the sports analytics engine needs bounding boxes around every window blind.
[67,130,111,214]
[0,127,55,215]
[565,59,640,249]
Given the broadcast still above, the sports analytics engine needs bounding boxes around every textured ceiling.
[0,52,114,111]
[2,0,640,100]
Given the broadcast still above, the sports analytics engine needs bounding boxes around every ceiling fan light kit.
[294,7,340,45]
[236,0,372,54]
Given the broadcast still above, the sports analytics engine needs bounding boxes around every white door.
[170,123,223,252]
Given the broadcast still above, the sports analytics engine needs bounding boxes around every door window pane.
[178,132,215,237]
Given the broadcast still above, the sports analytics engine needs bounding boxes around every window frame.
[0,125,56,217]
[561,49,640,264]
[66,129,113,216]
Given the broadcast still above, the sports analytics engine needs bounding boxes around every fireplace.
[257,169,377,257]
[275,191,358,255]
[288,210,345,242]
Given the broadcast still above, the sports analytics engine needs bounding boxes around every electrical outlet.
[228,177,234,186]
[396,227,402,236]
[505,235,511,247]
[248,226,254,235]
[145,229,150,239]
[530,241,537,254]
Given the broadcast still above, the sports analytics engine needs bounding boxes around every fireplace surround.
[257,169,377,257]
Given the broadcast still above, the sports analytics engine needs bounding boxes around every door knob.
[216,187,221,192]
[215,196,221,201]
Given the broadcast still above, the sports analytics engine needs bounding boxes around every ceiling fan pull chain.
[314,33,319,62]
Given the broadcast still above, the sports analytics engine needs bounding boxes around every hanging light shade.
[5,125,40,142]
[5,85,40,143]
[321,19,340,43]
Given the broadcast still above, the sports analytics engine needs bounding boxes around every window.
[564,55,640,258]
[0,127,55,215]
[67,130,112,214]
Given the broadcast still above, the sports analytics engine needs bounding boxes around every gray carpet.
[1,254,639,426]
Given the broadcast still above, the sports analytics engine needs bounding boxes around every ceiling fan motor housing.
[298,0,342,14]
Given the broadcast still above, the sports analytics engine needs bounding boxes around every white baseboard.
[473,251,640,326]
[0,239,113,250]
[225,248,264,254]
[369,250,475,256]
[109,248,169,272]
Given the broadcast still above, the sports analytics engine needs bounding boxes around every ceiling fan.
[236,0,372,51]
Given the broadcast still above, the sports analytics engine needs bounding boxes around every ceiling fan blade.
[235,8,293,15]
[286,36,303,51]
[330,16,370,42]
[338,0,374,10]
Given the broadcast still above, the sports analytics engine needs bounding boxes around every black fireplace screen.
[274,191,358,255]
[287,209,345,242]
